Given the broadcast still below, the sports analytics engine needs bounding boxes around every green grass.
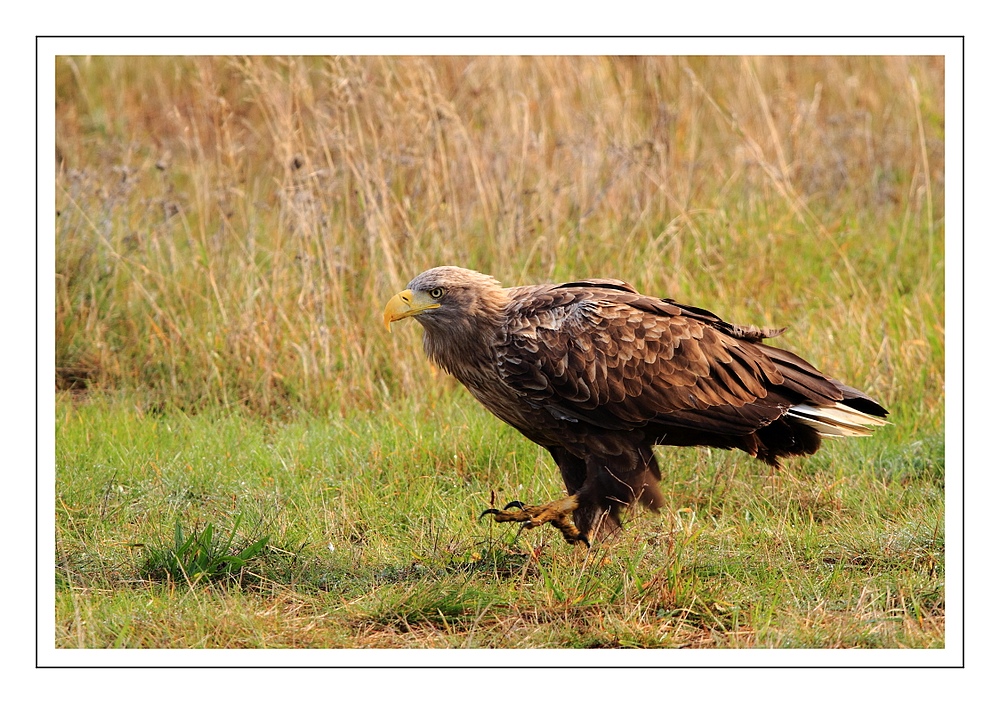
[54,55,944,649]
[55,391,943,648]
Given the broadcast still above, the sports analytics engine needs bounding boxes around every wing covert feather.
[497,285,786,433]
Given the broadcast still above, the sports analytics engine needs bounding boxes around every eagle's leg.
[480,495,588,546]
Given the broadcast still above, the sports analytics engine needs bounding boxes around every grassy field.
[54,55,944,650]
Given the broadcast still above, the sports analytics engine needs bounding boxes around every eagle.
[383,266,888,547]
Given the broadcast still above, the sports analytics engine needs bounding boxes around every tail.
[787,399,889,438]
[752,347,889,465]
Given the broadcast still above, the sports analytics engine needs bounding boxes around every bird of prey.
[384,266,888,546]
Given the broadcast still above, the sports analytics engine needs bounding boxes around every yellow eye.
[429,287,444,299]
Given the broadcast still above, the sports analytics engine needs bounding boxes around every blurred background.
[55,55,944,423]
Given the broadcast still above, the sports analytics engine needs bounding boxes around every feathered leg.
[572,444,664,542]
[479,444,664,546]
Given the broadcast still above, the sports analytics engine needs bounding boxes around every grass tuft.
[141,516,269,588]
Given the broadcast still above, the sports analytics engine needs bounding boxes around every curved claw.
[479,500,526,520]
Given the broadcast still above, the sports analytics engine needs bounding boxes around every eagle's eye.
[429,287,444,299]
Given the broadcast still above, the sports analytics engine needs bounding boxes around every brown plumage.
[383,266,888,546]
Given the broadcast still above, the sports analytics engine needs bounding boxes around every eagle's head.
[383,266,504,335]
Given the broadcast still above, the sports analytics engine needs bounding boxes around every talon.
[478,495,584,545]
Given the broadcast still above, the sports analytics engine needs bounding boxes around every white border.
[45,35,955,57]
[37,36,962,671]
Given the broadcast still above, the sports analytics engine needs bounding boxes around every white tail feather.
[788,402,889,438]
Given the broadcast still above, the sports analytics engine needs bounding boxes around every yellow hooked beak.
[382,289,441,331]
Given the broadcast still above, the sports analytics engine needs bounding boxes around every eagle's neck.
[420,287,508,387]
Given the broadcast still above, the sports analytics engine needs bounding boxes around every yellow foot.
[480,495,588,547]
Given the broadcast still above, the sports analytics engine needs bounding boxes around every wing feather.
[497,284,788,435]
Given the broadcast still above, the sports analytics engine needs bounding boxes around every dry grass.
[56,55,943,416]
